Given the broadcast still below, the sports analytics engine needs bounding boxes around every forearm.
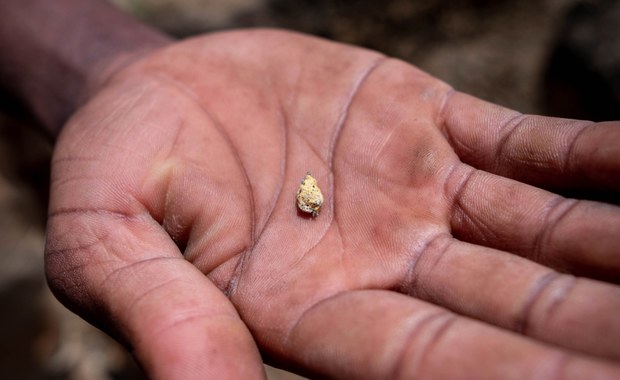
[0,0,171,136]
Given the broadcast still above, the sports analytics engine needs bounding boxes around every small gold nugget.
[296,172,323,217]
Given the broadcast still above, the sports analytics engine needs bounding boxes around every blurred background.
[0,0,618,379]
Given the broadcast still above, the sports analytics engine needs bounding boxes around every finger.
[285,290,620,380]
[46,73,268,378]
[440,91,620,193]
[45,209,265,380]
[443,163,620,280]
[399,236,620,360]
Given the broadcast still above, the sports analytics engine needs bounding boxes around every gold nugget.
[296,172,323,217]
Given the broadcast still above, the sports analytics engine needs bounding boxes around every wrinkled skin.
[45,30,620,379]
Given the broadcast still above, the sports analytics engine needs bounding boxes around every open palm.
[46,30,620,379]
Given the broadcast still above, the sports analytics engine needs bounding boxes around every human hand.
[45,30,620,379]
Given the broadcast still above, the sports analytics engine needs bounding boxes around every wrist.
[0,0,172,137]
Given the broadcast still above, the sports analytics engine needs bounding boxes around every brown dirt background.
[1,0,618,379]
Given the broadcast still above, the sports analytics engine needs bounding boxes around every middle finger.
[399,235,620,360]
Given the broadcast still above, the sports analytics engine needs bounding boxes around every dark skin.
[2,1,620,379]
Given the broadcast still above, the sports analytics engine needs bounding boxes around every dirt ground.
[1,0,618,379]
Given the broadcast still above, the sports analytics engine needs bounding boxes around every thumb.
[45,208,265,379]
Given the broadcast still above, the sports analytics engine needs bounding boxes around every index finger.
[439,91,620,193]
[285,290,620,380]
